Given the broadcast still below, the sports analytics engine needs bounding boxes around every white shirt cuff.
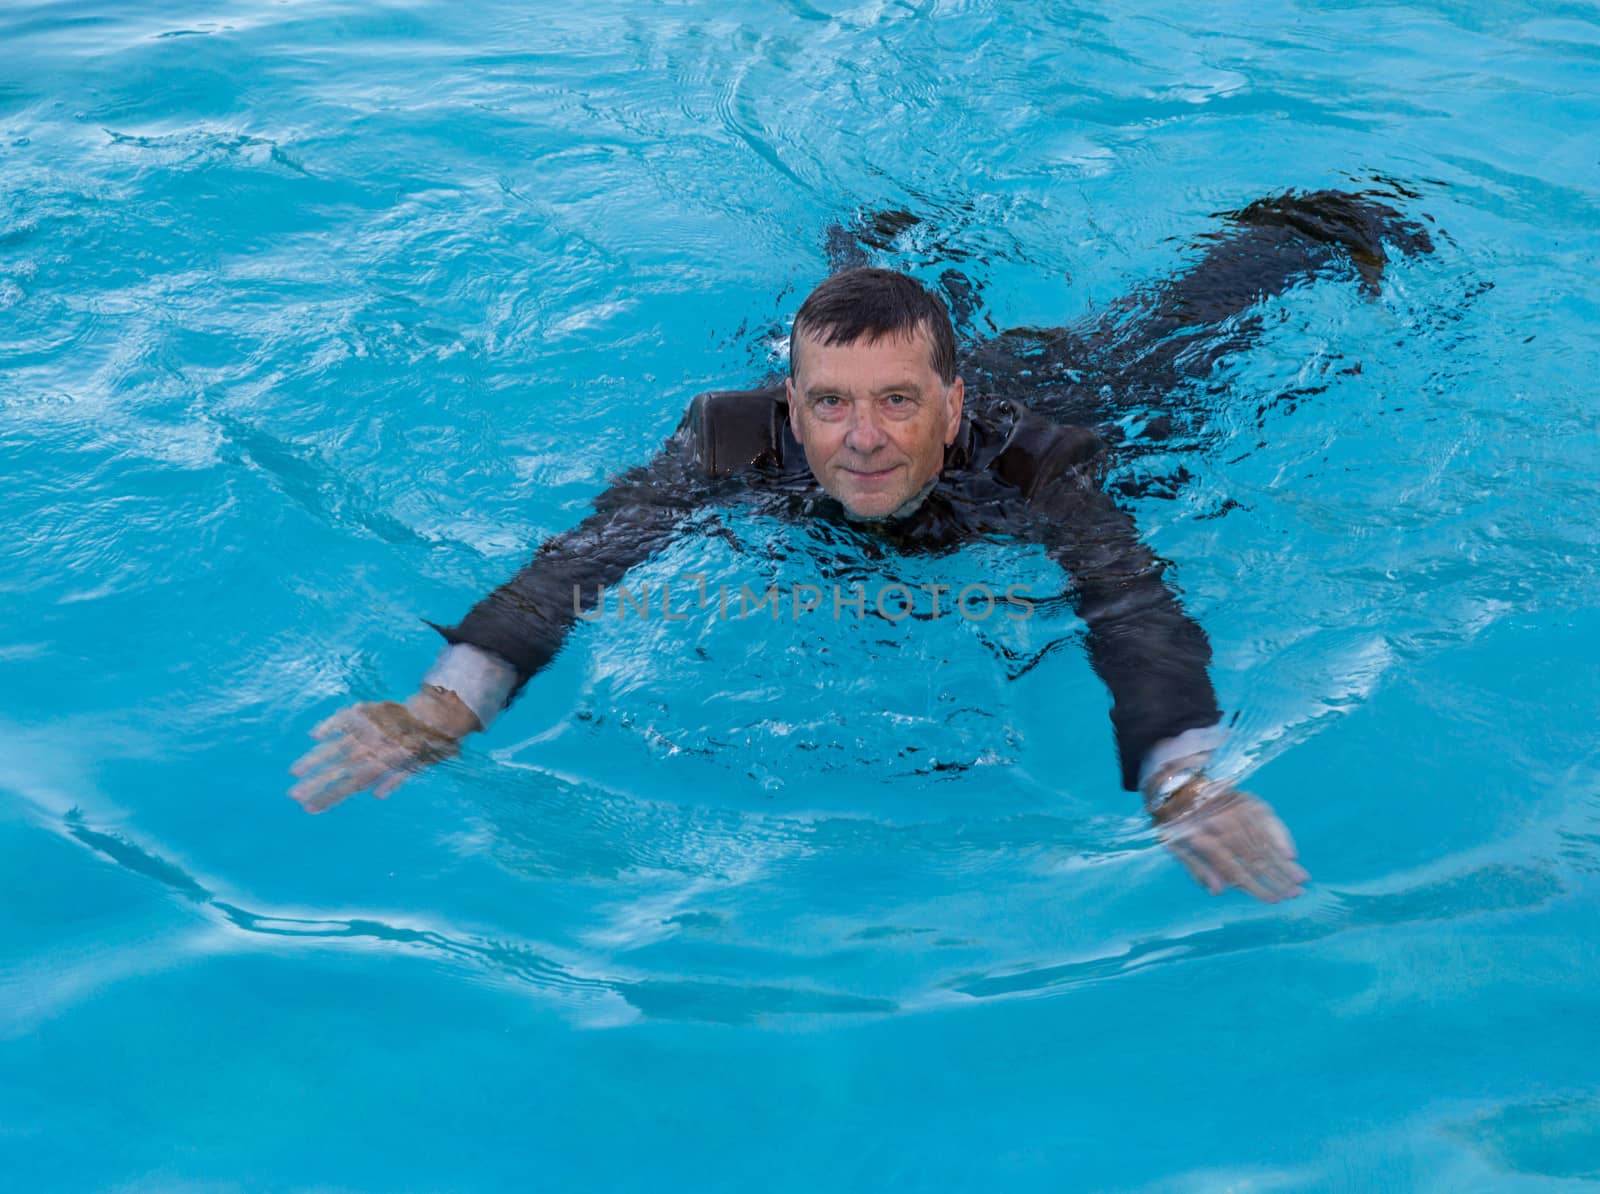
[421,644,518,731]
[1138,722,1229,793]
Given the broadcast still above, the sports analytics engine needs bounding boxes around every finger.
[1221,845,1285,903]
[1262,811,1304,868]
[290,762,356,812]
[1202,799,1299,901]
[311,707,360,741]
[1195,834,1281,903]
[1169,798,1305,902]
[1173,827,1239,896]
[288,737,362,804]
[1234,807,1309,894]
[1252,839,1309,893]
[291,753,387,813]
[1234,814,1296,898]
[338,709,397,751]
[1170,838,1226,895]
[373,771,407,800]
[293,774,361,815]
[290,738,349,779]
[1252,857,1306,901]
[289,773,338,812]
[1231,868,1282,903]
[307,757,393,812]
[1239,799,1307,888]
[341,708,433,761]
[324,717,420,772]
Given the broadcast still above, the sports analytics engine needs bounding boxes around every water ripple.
[53,805,896,1027]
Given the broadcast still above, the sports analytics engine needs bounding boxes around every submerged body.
[291,188,1433,903]
[432,384,1220,792]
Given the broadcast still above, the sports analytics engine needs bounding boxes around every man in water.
[290,190,1433,903]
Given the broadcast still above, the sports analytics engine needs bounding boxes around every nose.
[843,403,889,454]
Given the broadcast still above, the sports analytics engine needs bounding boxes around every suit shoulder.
[991,411,1106,498]
[680,385,787,478]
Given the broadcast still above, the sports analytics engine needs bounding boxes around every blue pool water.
[3,0,1599,1188]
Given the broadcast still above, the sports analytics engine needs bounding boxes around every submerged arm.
[290,415,719,812]
[1016,431,1223,790]
[1012,423,1307,900]
[426,441,714,700]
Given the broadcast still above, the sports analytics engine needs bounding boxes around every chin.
[838,492,905,521]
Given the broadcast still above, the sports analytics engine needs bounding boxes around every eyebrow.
[801,379,927,400]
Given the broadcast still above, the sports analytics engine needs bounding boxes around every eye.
[885,393,910,406]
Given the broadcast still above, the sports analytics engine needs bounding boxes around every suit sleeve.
[424,387,782,717]
[1005,422,1223,790]
[425,407,716,704]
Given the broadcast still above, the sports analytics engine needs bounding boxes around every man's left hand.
[1152,779,1309,903]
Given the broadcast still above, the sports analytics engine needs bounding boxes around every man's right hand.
[288,687,480,814]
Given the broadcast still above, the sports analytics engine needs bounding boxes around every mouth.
[840,464,900,482]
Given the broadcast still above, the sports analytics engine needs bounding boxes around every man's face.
[785,326,965,520]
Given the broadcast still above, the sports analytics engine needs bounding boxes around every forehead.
[792,326,941,387]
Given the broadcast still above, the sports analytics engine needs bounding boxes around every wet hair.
[789,267,957,384]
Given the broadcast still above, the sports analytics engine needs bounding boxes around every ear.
[943,375,965,445]
[785,376,805,446]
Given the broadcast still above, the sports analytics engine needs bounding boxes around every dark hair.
[789,268,957,384]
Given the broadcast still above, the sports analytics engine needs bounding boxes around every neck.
[843,477,938,523]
